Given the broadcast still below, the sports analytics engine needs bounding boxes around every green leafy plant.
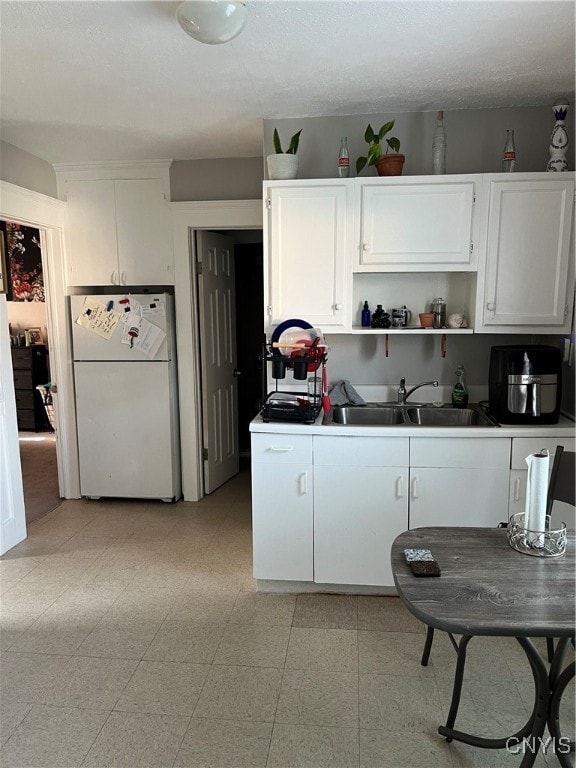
[272,128,302,155]
[356,121,401,174]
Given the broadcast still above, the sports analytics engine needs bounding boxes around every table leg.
[421,626,434,666]
[547,637,575,768]
[438,636,548,768]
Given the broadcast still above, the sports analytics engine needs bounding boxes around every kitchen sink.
[326,404,498,427]
[406,407,497,427]
[330,406,406,425]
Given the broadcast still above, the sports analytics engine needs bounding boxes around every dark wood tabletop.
[392,527,575,638]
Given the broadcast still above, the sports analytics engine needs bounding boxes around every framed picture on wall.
[27,327,43,345]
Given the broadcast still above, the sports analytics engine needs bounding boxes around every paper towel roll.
[524,450,550,546]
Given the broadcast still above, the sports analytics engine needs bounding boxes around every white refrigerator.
[70,292,181,501]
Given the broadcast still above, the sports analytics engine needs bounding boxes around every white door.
[197,231,239,494]
[357,179,476,270]
[0,296,26,554]
[115,180,174,285]
[265,182,351,330]
[481,177,574,328]
[64,180,119,286]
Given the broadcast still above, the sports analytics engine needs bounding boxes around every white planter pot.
[267,154,299,180]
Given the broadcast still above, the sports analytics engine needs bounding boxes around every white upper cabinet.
[355,176,479,272]
[64,177,174,287]
[264,180,353,331]
[475,174,574,333]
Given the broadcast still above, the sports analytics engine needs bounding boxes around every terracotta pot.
[375,154,405,176]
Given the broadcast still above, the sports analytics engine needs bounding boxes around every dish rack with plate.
[259,342,327,424]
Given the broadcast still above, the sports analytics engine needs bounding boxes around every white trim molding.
[171,199,262,501]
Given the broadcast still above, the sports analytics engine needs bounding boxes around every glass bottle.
[502,129,516,172]
[451,364,469,408]
[338,137,350,178]
[431,110,447,174]
[361,300,371,327]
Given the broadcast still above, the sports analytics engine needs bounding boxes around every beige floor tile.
[37,655,138,709]
[360,728,455,768]
[0,621,33,652]
[0,651,70,702]
[213,623,290,668]
[194,665,282,722]
[229,592,296,627]
[267,723,359,768]
[285,628,358,673]
[0,580,69,616]
[20,556,98,584]
[10,615,100,655]
[428,632,513,682]
[174,718,272,768]
[0,701,31,746]
[76,618,162,659]
[82,710,189,767]
[167,589,237,623]
[358,630,435,677]
[359,672,441,732]
[0,557,46,581]
[292,594,358,629]
[114,660,210,716]
[0,704,109,768]
[144,619,226,664]
[46,582,126,615]
[0,580,17,596]
[276,669,359,727]
[357,596,424,633]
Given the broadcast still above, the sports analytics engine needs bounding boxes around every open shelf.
[348,326,474,334]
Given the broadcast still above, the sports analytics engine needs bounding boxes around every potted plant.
[267,128,302,180]
[356,121,405,176]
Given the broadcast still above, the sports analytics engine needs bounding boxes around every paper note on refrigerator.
[117,295,143,324]
[121,316,166,358]
[141,299,165,317]
[76,298,120,340]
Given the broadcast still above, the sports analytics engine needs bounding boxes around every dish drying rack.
[259,341,327,424]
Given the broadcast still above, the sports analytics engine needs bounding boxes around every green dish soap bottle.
[451,363,469,408]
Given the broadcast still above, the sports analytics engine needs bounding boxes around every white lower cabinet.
[313,436,409,586]
[508,437,575,525]
[251,434,313,581]
[409,437,511,529]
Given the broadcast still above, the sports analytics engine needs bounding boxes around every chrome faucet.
[397,378,439,405]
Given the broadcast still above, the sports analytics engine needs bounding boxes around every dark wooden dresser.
[11,344,50,431]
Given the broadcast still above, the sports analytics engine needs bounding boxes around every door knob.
[233,369,242,378]
[486,302,496,311]
[334,303,343,311]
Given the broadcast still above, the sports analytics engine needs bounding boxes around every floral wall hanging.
[2,221,44,302]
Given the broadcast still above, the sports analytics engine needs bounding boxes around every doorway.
[1,219,61,524]
[196,229,263,493]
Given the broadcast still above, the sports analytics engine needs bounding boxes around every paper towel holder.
[507,512,567,558]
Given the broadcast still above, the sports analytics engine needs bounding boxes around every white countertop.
[250,410,576,439]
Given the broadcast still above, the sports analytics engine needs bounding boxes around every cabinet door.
[480,177,574,329]
[251,461,313,581]
[115,180,174,285]
[409,467,510,528]
[265,182,351,330]
[65,180,119,286]
[357,179,476,271]
[314,466,408,587]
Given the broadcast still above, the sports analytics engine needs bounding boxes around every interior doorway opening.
[196,228,263,494]
[1,219,61,525]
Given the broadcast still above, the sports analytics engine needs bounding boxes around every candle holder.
[507,512,567,557]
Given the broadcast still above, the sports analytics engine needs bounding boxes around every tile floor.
[0,466,573,767]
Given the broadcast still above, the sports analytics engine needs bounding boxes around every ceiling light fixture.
[176,1,248,45]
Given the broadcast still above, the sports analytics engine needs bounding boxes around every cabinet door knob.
[396,476,404,499]
[111,271,118,285]
[362,243,370,251]
[298,472,308,495]
[411,476,419,500]
[334,303,343,311]
[486,302,496,311]
[514,477,521,502]
[121,271,127,285]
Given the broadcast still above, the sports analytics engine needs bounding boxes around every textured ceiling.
[1,0,574,163]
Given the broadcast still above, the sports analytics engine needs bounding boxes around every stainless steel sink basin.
[326,404,498,427]
[406,407,497,427]
[330,406,406,425]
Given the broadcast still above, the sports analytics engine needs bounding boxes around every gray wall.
[264,106,574,179]
[170,157,264,201]
[0,140,58,198]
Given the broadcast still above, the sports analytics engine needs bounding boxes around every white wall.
[0,141,58,198]
[264,106,574,179]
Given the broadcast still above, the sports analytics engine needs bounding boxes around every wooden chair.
[421,446,575,669]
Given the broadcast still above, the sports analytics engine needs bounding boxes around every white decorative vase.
[547,98,570,172]
[267,154,298,180]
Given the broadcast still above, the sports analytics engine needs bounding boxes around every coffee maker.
[489,345,562,424]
